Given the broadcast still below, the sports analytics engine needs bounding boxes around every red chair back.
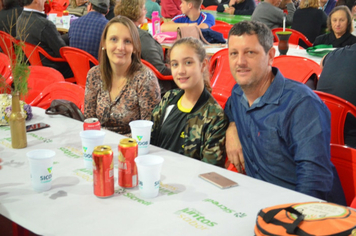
[314,91,356,145]
[330,143,356,206]
[215,20,230,26]
[30,81,85,112]
[141,59,173,81]
[0,31,17,64]
[271,28,313,48]
[59,46,98,88]
[0,53,12,93]
[19,41,66,66]
[209,48,235,109]
[204,5,218,10]
[272,55,321,84]
[351,197,356,209]
[25,66,65,104]
[211,24,233,39]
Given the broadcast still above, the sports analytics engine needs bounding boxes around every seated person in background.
[161,0,181,19]
[84,16,161,135]
[291,0,327,44]
[16,0,73,78]
[0,0,23,37]
[146,0,162,18]
[202,0,219,7]
[314,6,356,47]
[115,0,176,95]
[317,44,356,148]
[320,0,336,15]
[69,0,109,60]
[225,20,346,205]
[151,37,228,167]
[67,0,88,17]
[161,0,215,32]
[217,0,255,16]
[251,0,295,29]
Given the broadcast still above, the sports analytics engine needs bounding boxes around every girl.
[151,37,228,167]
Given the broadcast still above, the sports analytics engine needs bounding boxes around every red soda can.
[118,138,138,188]
[92,145,114,197]
[83,118,101,130]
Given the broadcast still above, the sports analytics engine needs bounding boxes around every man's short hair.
[89,0,109,14]
[228,20,273,54]
[183,0,203,9]
[22,0,34,6]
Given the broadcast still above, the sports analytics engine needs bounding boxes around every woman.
[151,37,228,167]
[84,16,161,135]
[314,6,356,47]
[291,0,327,44]
[114,0,176,96]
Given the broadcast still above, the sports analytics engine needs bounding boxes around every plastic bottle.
[151,11,160,36]
[140,18,149,31]
[62,10,70,29]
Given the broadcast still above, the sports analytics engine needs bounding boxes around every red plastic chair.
[314,91,356,145]
[351,197,356,209]
[141,59,173,81]
[209,48,236,109]
[215,20,230,26]
[25,66,65,104]
[211,24,233,39]
[0,30,17,64]
[19,41,67,67]
[59,46,98,88]
[271,28,313,49]
[0,53,13,93]
[204,5,218,10]
[272,55,321,84]
[330,143,356,206]
[30,81,85,112]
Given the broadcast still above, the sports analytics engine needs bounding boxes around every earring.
[102,47,105,51]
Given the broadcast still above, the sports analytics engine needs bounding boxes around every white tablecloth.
[0,107,320,236]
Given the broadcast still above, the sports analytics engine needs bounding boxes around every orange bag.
[255,202,356,236]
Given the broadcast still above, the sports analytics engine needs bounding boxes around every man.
[145,0,162,18]
[317,44,356,148]
[161,0,214,32]
[224,20,346,205]
[161,0,181,19]
[69,0,109,59]
[16,0,73,78]
[251,0,295,29]
[0,0,23,37]
[217,0,255,15]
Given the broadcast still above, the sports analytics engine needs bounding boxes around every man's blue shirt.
[225,67,345,204]
[172,12,215,27]
[69,11,108,59]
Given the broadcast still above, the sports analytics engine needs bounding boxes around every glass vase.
[9,92,27,149]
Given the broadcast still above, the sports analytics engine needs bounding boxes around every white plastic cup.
[79,130,106,169]
[129,120,153,155]
[27,149,55,192]
[62,15,70,29]
[135,155,164,198]
[48,13,57,25]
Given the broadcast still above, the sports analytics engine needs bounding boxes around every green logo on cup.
[137,136,143,141]
[47,167,52,173]
[83,147,87,152]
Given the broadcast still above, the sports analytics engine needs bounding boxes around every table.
[0,107,320,236]
[202,10,251,25]
[274,45,323,65]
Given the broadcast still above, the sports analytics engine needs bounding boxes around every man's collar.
[23,7,45,14]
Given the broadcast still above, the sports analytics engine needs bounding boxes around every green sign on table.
[203,10,251,25]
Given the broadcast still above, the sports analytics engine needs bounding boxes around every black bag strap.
[45,100,84,122]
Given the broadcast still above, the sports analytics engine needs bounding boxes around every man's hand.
[226,122,245,173]
[225,7,235,15]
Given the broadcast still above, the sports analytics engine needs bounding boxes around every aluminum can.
[118,138,138,188]
[83,118,101,130]
[92,145,114,197]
